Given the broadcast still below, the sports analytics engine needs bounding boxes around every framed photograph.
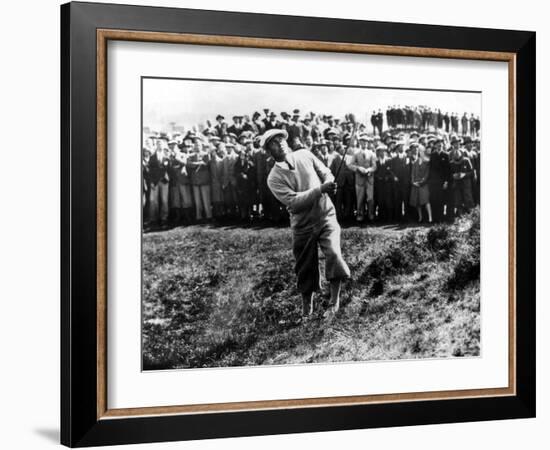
[61,1,536,447]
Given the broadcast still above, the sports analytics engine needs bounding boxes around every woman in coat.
[409,143,433,223]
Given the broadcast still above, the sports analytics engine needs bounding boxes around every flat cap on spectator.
[215,114,224,121]
[259,128,288,148]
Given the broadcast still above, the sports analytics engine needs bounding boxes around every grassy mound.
[142,209,480,369]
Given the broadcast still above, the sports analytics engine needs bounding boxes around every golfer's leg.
[319,219,350,310]
[292,232,320,315]
[302,292,314,316]
[329,279,342,312]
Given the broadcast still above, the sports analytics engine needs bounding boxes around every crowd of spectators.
[142,106,480,230]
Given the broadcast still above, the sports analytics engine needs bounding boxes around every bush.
[446,252,480,290]
[362,231,428,295]
[446,208,480,290]
[426,226,457,260]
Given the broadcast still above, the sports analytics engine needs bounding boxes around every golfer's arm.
[268,177,322,214]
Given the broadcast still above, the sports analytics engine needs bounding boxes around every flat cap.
[259,128,288,148]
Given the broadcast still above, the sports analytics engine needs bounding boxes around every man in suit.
[146,139,171,228]
[263,111,280,131]
[449,136,475,216]
[287,109,305,149]
[214,114,226,137]
[222,142,239,218]
[348,134,377,222]
[186,140,212,221]
[262,128,350,317]
[427,137,450,222]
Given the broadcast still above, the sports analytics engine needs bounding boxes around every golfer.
[261,128,351,316]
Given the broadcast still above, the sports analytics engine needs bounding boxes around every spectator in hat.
[222,142,239,218]
[235,144,256,221]
[303,135,314,152]
[264,112,280,131]
[228,115,244,137]
[279,112,290,129]
[311,141,325,165]
[472,138,481,205]
[461,112,469,136]
[166,140,182,223]
[349,134,377,222]
[374,144,395,222]
[176,144,195,225]
[142,147,152,217]
[147,139,171,228]
[449,137,475,215]
[187,140,212,221]
[443,112,450,133]
[370,111,378,135]
[214,114,226,136]
[427,138,451,222]
[262,128,350,316]
[302,114,313,141]
[252,111,265,134]
[390,140,411,221]
[209,142,226,220]
[409,144,433,223]
[287,109,305,148]
[376,109,384,136]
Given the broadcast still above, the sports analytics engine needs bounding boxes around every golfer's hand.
[321,181,337,195]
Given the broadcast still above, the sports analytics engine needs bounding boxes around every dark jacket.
[186,152,211,186]
[148,152,170,184]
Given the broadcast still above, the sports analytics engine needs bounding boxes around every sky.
[143,77,481,132]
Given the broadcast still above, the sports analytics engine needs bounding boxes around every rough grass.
[142,209,480,370]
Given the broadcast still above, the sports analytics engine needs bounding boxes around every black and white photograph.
[141,77,482,371]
